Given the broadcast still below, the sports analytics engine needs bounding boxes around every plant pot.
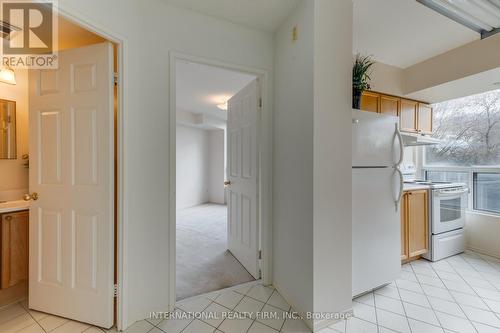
[353,88,362,109]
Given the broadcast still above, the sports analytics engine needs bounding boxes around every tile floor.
[3,250,500,333]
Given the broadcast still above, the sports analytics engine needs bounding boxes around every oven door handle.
[436,189,469,196]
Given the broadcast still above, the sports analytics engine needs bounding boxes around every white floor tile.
[374,294,405,315]
[352,302,377,323]
[428,296,466,318]
[281,317,312,332]
[417,274,446,288]
[247,285,274,303]
[474,287,500,302]
[200,302,231,327]
[255,305,286,331]
[451,291,490,310]
[182,319,215,333]
[0,313,38,333]
[374,285,400,300]
[218,314,254,333]
[328,320,346,333]
[376,308,411,333]
[398,289,431,308]
[485,299,500,314]
[233,296,265,319]
[442,280,476,295]
[267,291,291,312]
[0,303,27,325]
[400,271,418,282]
[408,319,444,333]
[461,305,500,328]
[247,321,279,333]
[396,279,424,294]
[422,285,455,302]
[51,320,90,333]
[435,311,477,333]
[412,266,439,278]
[354,293,375,307]
[17,323,45,333]
[157,309,193,333]
[215,291,244,310]
[37,314,69,332]
[178,296,212,313]
[403,302,440,326]
[473,322,500,333]
[345,318,378,333]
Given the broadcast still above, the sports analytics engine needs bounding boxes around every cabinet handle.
[4,215,12,221]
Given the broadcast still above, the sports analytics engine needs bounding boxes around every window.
[474,173,500,214]
[425,89,500,167]
[423,89,500,215]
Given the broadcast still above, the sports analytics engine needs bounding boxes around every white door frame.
[52,5,127,330]
[169,52,273,308]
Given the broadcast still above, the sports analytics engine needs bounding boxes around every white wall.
[208,129,225,204]
[176,125,209,210]
[58,0,274,327]
[273,0,314,322]
[0,69,29,201]
[313,0,353,329]
[466,212,500,258]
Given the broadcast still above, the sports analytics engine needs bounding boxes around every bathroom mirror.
[0,99,17,159]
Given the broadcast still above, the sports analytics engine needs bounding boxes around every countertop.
[0,200,30,214]
[403,183,431,191]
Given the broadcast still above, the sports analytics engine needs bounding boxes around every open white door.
[28,42,114,328]
[226,79,260,279]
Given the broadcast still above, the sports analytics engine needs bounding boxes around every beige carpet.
[176,204,255,300]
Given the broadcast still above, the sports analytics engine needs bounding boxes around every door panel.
[400,99,418,133]
[360,91,380,113]
[29,42,114,328]
[380,95,400,117]
[417,103,433,135]
[226,79,260,279]
[407,190,429,257]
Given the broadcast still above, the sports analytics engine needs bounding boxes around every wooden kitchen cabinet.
[401,190,429,261]
[360,91,380,113]
[417,103,433,135]
[1,211,29,289]
[400,99,418,133]
[380,94,400,117]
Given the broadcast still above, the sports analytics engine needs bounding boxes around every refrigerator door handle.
[395,167,404,212]
[395,123,404,166]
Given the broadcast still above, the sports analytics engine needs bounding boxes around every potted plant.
[352,54,375,109]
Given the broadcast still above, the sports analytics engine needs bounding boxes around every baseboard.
[313,307,353,332]
[467,246,500,260]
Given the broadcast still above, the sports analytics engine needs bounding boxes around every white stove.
[401,163,468,261]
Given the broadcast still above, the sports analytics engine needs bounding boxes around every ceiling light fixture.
[0,67,16,85]
[417,0,500,39]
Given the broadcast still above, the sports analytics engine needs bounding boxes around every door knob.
[224,180,232,187]
[23,192,39,201]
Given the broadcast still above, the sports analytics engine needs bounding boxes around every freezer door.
[352,109,402,167]
[352,168,401,297]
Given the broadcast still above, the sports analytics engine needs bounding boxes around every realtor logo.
[1,0,58,68]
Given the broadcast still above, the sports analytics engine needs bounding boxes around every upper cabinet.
[400,99,418,133]
[359,91,433,135]
[417,103,433,135]
[380,94,400,117]
[360,91,380,113]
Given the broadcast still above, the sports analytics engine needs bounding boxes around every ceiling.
[163,0,300,32]
[176,61,256,121]
[353,0,479,68]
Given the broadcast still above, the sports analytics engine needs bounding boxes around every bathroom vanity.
[0,201,29,306]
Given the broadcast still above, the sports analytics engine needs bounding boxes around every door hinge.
[258,250,262,260]
[113,73,119,86]
[113,284,119,298]
[259,98,263,108]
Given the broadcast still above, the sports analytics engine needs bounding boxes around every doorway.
[173,58,266,301]
[0,13,121,330]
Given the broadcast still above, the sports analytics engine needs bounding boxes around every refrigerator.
[352,109,404,297]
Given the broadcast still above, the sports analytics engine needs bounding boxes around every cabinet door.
[1,211,29,289]
[417,103,433,135]
[407,190,429,258]
[401,193,408,261]
[400,99,418,133]
[380,95,400,117]
[360,91,380,113]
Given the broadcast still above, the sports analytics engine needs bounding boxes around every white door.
[28,42,114,328]
[226,79,260,279]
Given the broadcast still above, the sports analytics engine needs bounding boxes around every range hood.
[401,132,441,146]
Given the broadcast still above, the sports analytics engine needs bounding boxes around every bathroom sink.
[0,200,30,214]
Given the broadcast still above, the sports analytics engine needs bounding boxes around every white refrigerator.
[352,109,404,297]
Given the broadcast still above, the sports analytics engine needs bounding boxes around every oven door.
[432,187,468,235]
